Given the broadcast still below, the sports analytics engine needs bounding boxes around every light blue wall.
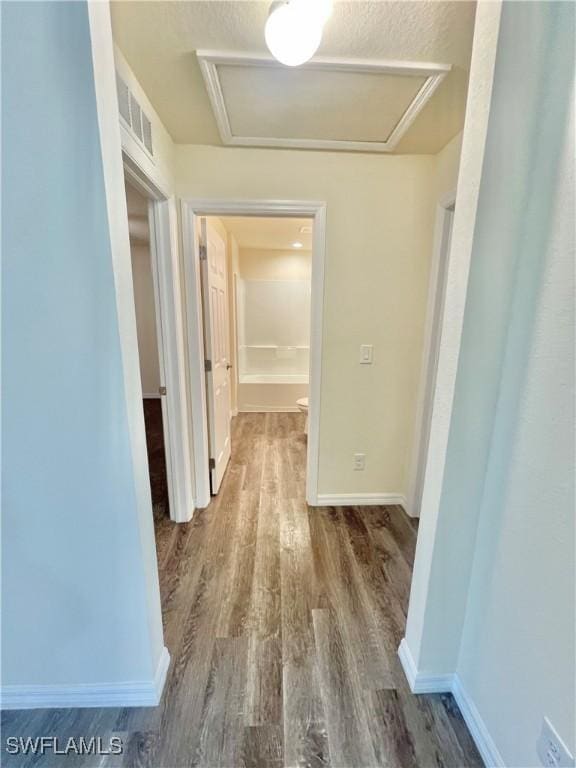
[417,0,575,673]
[454,3,575,764]
[413,1,574,764]
[2,1,160,685]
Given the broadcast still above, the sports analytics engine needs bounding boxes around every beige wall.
[238,247,312,281]
[175,146,438,497]
[434,131,463,201]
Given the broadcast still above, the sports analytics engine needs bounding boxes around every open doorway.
[124,178,171,520]
[200,215,313,495]
[222,217,312,416]
[119,158,194,526]
[181,200,326,508]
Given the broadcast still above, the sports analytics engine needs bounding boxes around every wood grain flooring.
[1,413,483,768]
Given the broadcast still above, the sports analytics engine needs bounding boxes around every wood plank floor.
[2,413,483,767]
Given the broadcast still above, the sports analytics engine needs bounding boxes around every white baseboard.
[315,493,407,508]
[153,645,171,703]
[238,405,300,413]
[142,393,161,399]
[402,495,420,519]
[451,675,505,768]
[398,638,453,693]
[0,647,170,710]
[398,638,504,767]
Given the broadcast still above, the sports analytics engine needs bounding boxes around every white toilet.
[296,397,309,435]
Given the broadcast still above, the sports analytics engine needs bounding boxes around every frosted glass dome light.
[265,1,325,67]
[306,0,334,26]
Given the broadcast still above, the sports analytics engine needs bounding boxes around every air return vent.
[115,72,154,159]
[129,93,143,141]
[116,73,131,125]
[142,114,153,155]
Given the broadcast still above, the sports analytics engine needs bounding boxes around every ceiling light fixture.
[292,240,304,248]
[265,0,333,67]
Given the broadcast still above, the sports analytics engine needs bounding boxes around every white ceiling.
[111,1,476,154]
[218,216,313,250]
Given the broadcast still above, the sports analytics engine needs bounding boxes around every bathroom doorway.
[181,200,326,508]
[220,216,312,416]
[200,215,312,495]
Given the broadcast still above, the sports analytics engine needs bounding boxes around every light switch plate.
[353,453,365,471]
[360,344,373,364]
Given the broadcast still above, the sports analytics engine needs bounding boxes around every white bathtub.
[239,373,308,384]
[237,347,309,412]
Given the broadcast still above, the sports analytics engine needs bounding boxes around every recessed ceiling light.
[292,241,304,248]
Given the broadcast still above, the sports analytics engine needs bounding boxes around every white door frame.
[406,189,457,517]
[181,198,327,509]
[124,154,195,523]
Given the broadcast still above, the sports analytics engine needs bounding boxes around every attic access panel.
[198,51,450,153]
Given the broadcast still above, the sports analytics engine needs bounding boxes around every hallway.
[2,414,481,767]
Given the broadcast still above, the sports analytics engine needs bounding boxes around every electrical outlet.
[353,453,365,471]
[537,717,575,767]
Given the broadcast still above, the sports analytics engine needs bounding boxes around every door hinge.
[209,458,216,470]
[204,359,212,372]
[199,244,207,260]
[158,386,167,396]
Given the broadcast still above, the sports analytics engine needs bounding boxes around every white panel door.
[200,219,232,494]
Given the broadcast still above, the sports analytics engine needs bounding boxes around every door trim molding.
[124,158,195,524]
[405,189,457,518]
[181,199,327,508]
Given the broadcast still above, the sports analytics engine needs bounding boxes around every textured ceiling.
[111,1,476,154]
[219,217,313,250]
